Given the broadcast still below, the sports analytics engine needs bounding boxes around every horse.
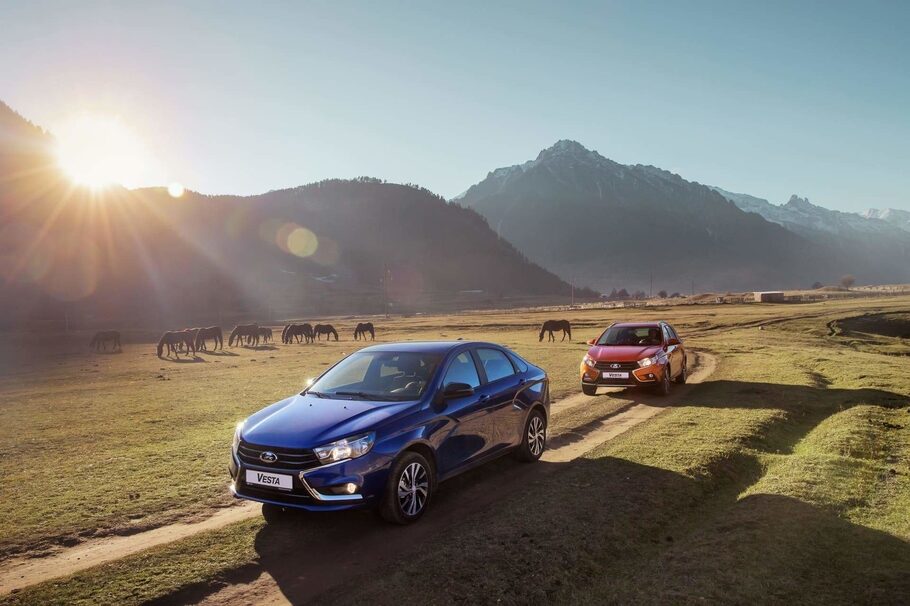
[157,330,196,358]
[258,327,273,343]
[314,324,339,341]
[229,324,260,347]
[178,328,201,352]
[353,322,375,341]
[539,319,572,342]
[89,330,121,352]
[195,326,223,351]
[283,323,313,344]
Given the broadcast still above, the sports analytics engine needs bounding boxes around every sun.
[54,113,155,189]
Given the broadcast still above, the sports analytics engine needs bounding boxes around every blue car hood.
[241,393,417,449]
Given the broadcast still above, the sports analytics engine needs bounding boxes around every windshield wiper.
[305,390,329,398]
[332,390,385,400]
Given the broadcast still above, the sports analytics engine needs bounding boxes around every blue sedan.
[229,341,549,523]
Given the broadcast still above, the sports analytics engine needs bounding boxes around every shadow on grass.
[155,380,910,604]
[199,350,238,357]
[157,355,206,363]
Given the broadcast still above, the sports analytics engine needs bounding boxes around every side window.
[507,350,529,372]
[661,325,672,343]
[443,352,481,389]
[477,348,515,383]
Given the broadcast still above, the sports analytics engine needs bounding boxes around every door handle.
[478,394,491,402]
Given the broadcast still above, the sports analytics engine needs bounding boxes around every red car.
[580,321,686,396]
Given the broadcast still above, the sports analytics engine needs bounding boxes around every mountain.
[711,188,906,238]
[457,140,910,293]
[862,208,910,233]
[0,103,580,329]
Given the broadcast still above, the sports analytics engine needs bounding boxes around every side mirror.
[442,382,475,399]
[666,338,680,346]
[586,338,596,346]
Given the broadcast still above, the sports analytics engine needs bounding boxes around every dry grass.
[2,296,910,605]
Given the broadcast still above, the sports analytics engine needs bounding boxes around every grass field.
[1,296,909,604]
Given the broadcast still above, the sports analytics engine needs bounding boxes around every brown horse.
[353,322,375,341]
[178,328,201,352]
[285,323,314,344]
[314,324,339,341]
[195,326,223,351]
[157,330,196,358]
[229,324,260,347]
[89,330,121,352]
[539,319,572,342]
[258,327,273,343]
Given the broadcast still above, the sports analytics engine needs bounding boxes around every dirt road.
[0,351,715,599]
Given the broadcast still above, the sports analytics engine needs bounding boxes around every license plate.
[603,371,629,379]
[246,469,293,490]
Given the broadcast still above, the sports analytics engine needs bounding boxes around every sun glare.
[168,182,185,198]
[55,113,155,189]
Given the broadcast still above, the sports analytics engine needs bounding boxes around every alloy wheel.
[528,415,546,456]
[397,461,429,516]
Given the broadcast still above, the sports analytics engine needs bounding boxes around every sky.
[1,0,908,212]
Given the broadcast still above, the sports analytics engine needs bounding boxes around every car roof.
[610,321,663,328]
[355,341,506,354]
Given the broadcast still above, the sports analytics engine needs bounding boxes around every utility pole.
[649,271,653,299]
[691,278,695,297]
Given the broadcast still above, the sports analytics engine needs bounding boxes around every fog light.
[647,373,654,379]
[344,482,357,494]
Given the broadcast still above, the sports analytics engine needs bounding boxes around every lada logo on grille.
[259,451,278,463]
[610,363,621,369]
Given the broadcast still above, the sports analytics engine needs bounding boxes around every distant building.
[754,291,785,303]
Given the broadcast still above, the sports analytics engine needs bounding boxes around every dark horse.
[284,323,314,344]
[353,322,375,341]
[89,330,121,352]
[314,324,339,341]
[229,324,260,347]
[195,326,224,351]
[539,319,572,342]
[157,330,196,358]
[258,327,273,343]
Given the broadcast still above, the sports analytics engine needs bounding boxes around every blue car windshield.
[306,351,443,401]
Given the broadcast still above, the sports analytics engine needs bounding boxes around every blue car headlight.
[314,433,375,463]
[232,421,243,455]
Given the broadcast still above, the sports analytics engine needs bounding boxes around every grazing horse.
[229,324,260,347]
[157,330,196,358]
[89,330,121,352]
[179,328,201,352]
[314,324,339,341]
[258,327,273,343]
[281,324,292,344]
[285,323,314,344]
[539,319,572,342]
[353,322,375,341]
[195,326,223,351]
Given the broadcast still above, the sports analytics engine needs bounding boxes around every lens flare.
[287,227,318,258]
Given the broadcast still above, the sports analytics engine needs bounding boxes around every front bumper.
[228,450,391,511]
[580,361,664,387]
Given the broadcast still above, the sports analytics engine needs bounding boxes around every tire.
[380,451,435,524]
[655,366,671,396]
[582,383,598,396]
[515,409,547,462]
[674,358,688,384]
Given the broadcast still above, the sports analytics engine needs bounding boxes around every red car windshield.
[597,326,662,346]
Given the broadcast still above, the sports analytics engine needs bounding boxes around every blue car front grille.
[237,440,320,470]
